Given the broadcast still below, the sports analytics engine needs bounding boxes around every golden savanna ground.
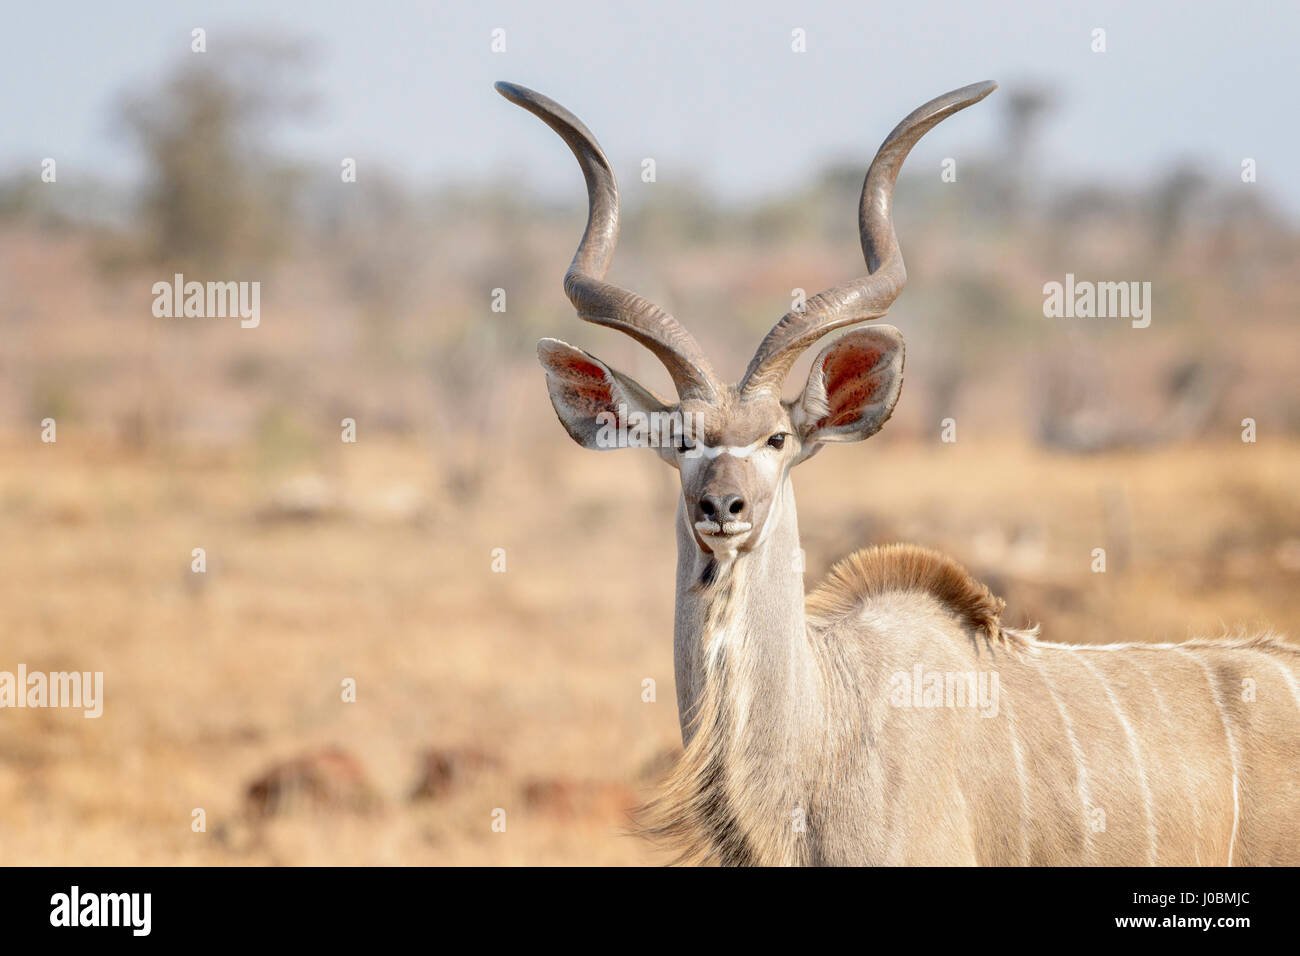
[1,428,1296,865]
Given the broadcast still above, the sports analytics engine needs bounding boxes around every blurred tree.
[116,35,316,270]
[1149,162,1208,254]
[997,84,1056,224]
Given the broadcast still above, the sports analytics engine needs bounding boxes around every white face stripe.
[691,439,766,460]
[678,439,779,485]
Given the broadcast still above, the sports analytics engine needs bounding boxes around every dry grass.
[1,425,1296,865]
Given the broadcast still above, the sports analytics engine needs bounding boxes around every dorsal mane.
[807,543,1029,649]
[1157,631,1300,655]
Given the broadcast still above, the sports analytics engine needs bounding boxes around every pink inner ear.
[817,345,886,429]
[549,354,620,419]
[558,355,609,384]
[567,382,616,414]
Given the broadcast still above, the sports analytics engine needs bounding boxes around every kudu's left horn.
[739,81,997,398]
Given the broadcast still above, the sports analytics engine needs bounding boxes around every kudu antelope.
[496,80,1300,865]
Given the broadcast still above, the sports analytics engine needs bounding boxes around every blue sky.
[2,0,1296,215]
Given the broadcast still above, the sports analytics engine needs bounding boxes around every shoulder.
[806,543,1031,649]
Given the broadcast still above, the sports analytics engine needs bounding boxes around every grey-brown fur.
[644,542,1300,864]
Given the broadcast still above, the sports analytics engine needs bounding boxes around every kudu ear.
[793,327,905,448]
[537,338,672,451]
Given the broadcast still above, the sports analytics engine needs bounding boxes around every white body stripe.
[1033,657,1095,860]
[1177,647,1240,865]
[1070,649,1157,864]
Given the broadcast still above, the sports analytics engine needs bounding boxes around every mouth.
[694,519,753,540]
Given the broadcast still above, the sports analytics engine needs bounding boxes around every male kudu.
[496,79,1300,865]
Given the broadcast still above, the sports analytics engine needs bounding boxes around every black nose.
[699,493,747,522]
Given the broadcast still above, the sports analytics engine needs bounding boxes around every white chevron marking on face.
[695,440,766,460]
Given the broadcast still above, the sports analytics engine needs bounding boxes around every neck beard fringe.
[635,555,753,864]
[635,555,811,866]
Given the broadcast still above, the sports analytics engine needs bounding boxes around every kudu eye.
[767,433,787,450]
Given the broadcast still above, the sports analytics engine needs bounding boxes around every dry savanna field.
[1,421,1297,865]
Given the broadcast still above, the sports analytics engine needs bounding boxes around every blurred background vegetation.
[3,45,1295,463]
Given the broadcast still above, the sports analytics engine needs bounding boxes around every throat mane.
[642,553,811,865]
[641,555,756,864]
